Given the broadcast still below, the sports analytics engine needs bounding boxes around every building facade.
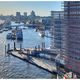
[50,11,64,51]
[16,12,21,22]
[24,12,27,17]
[64,1,80,75]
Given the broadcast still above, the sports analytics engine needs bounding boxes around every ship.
[6,30,16,40]
[16,28,23,40]
[6,28,23,41]
[6,33,12,39]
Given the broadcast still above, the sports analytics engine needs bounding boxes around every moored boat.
[16,28,23,40]
[6,28,23,41]
[0,30,3,33]
[6,33,12,39]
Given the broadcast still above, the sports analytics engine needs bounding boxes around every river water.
[0,22,55,79]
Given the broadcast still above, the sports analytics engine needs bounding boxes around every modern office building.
[24,12,27,17]
[22,12,27,23]
[64,1,80,75]
[50,11,64,51]
[16,12,21,22]
[30,10,36,20]
[28,10,36,23]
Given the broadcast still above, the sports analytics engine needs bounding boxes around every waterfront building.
[42,16,52,29]
[63,1,80,75]
[16,12,21,17]
[50,11,64,51]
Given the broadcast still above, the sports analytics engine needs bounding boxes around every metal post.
[43,42,45,49]
[20,43,22,51]
[14,42,16,51]
[5,45,6,56]
[38,45,40,51]
[42,42,43,50]
[42,42,45,50]
[5,45,6,53]
[7,43,10,52]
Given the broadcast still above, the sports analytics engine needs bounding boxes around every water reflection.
[0,22,53,79]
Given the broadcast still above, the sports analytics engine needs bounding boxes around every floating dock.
[7,50,57,75]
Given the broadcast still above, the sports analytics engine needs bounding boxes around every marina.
[0,22,55,78]
[0,1,79,79]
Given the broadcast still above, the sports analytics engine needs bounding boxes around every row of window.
[67,53,80,61]
[68,45,80,51]
[68,30,80,38]
[54,40,62,44]
[65,7,80,10]
[54,45,62,49]
[67,40,80,47]
[67,30,80,35]
[69,11,80,14]
[67,46,80,54]
[54,37,62,40]
[54,29,62,32]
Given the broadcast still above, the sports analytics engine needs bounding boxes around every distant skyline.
[0,1,62,16]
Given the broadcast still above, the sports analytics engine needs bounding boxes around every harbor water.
[0,22,55,79]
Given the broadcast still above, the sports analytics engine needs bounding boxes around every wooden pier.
[7,50,57,75]
[5,42,58,76]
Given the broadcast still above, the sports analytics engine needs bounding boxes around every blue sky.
[0,1,62,16]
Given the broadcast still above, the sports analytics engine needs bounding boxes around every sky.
[0,1,62,16]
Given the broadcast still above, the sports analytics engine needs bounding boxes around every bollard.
[20,43,22,51]
[43,42,45,49]
[5,45,6,56]
[38,45,40,51]
[42,42,45,50]
[14,42,16,51]
[7,43,10,52]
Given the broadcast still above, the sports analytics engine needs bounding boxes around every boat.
[38,33,42,36]
[16,29,23,40]
[7,33,16,40]
[6,28,23,41]
[3,28,8,31]
[23,27,26,29]
[11,33,16,40]
[0,30,3,33]
[6,33,12,39]
[38,31,45,37]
